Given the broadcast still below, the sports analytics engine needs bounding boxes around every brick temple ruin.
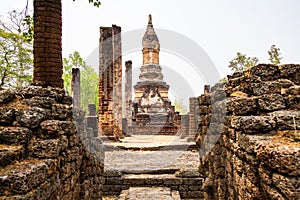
[128,15,179,135]
[0,12,299,200]
[99,15,181,139]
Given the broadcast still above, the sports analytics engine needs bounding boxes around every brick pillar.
[99,26,113,137]
[98,25,122,139]
[125,60,132,127]
[72,68,81,108]
[33,0,63,88]
[180,114,190,138]
[86,104,98,137]
[112,25,122,138]
[188,97,198,140]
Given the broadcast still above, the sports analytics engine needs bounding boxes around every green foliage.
[219,77,228,83]
[173,97,188,115]
[268,45,282,65]
[228,52,259,72]
[73,0,101,7]
[0,9,33,89]
[22,15,34,43]
[63,51,98,114]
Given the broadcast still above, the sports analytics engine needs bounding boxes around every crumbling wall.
[196,64,300,200]
[0,86,104,199]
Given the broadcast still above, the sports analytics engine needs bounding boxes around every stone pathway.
[118,187,181,200]
[104,135,199,173]
[105,150,199,173]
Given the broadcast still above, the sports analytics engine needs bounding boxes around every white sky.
[1,0,300,101]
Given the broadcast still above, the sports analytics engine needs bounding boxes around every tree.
[173,97,188,114]
[228,52,259,72]
[268,44,282,65]
[63,51,98,114]
[0,9,33,89]
[33,0,101,88]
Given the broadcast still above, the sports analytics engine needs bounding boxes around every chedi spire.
[142,14,160,64]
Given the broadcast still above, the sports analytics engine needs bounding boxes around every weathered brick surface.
[125,61,132,127]
[98,25,122,139]
[0,86,104,199]
[195,64,300,200]
[33,0,63,88]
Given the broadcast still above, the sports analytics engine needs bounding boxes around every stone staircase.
[103,135,204,199]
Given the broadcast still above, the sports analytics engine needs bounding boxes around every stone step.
[0,145,24,167]
[103,172,204,199]
[118,187,181,200]
[104,144,197,151]
[103,135,197,151]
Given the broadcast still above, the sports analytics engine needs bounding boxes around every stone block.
[16,108,46,128]
[0,108,15,125]
[16,86,64,102]
[258,94,286,111]
[231,116,276,134]
[144,178,163,185]
[40,120,77,138]
[163,177,182,185]
[269,110,300,130]
[0,145,24,167]
[0,89,16,104]
[256,142,300,176]
[51,104,72,120]
[0,127,31,145]
[182,177,203,185]
[22,96,56,109]
[175,169,201,178]
[29,138,68,159]
[250,64,280,81]
[0,159,57,194]
[251,81,282,96]
[280,64,300,84]
[228,96,258,115]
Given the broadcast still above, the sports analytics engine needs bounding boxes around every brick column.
[125,60,132,126]
[33,0,63,88]
[188,97,198,140]
[86,104,98,137]
[112,25,122,138]
[98,25,122,139]
[180,114,190,138]
[72,68,81,108]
